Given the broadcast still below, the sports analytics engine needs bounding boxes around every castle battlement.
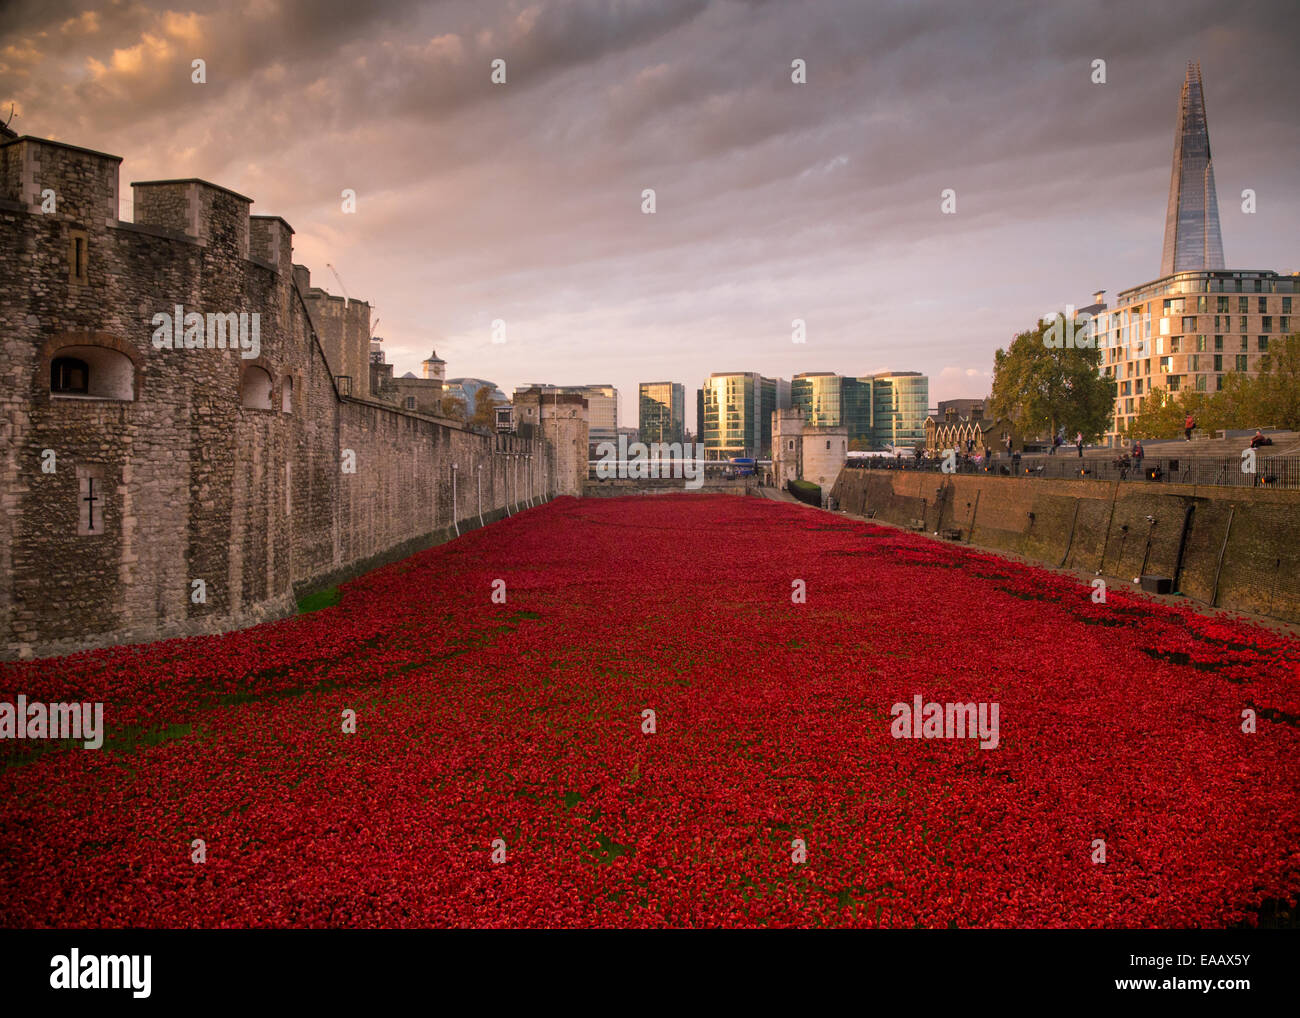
[249,215,294,275]
[0,136,300,277]
[131,178,251,259]
[302,288,373,395]
[0,128,581,660]
[0,135,121,227]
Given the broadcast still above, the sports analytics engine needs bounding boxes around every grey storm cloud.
[2,0,1297,427]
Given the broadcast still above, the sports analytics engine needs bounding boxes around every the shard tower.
[1160,62,1225,276]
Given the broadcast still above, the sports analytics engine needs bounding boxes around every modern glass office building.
[1098,269,1297,443]
[791,373,873,448]
[701,373,789,459]
[447,377,508,409]
[869,372,929,450]
[638,382,685,445]
[1083,67,1299,444]
[1162,62,1224,277]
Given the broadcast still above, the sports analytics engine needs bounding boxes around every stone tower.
[422,350,446,382]
[1160,62,1225,276]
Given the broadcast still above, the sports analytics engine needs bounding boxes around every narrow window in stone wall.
[336,375,352,396]
[69,230,89,285]
[76,465,107,536]
[405,396,416,410]
[282,376,294,413]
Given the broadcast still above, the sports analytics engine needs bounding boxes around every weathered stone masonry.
[0,134,583,660]
[832,469,1300,623]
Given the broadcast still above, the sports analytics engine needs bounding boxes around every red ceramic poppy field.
[2,494,1298,928]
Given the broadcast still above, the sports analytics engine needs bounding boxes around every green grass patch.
[788,479,822,507]
[2,721,198,772]
[296,587,341,614]
[590,831,633,864]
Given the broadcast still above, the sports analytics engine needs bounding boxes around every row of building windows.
[1169,335,1271,353]
[1102,298,1291,334]
[49,350,293,411]
[1120,274,1297,305]
[1104,320,1287,356]
[1121,353,1257,374]
[1169,295,1292,315]
[1117,373,1226,417]
[1107,335,1267,369]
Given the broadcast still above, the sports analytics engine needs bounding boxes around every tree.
[988,315,1114,442]
[1252,332,1300,431]
[1125,333,1300,438]
[1125,386,1218,440]
[439,393,467,421]
[469,386,501,431]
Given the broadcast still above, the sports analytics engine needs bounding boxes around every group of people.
[1112,439,1145,478]
[1047,426,1086,457]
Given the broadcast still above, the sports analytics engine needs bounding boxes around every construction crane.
[326,263,380,338]
[325,263,350,302]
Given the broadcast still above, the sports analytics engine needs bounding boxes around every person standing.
[1076,431,1084,458]
[1132,439,1144,465]
[1184,413,1195,441]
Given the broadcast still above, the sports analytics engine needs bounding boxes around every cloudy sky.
[3,0,1297,430]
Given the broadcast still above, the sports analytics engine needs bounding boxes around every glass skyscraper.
[869,372,929,450]
[638,382,685,445]
[1161,61,1224,276]
[701,372,789,459]
[791,373,873,448]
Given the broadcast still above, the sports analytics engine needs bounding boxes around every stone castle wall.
[0,135,572,660]
[304,289,371,397]
[831,468,1300,622]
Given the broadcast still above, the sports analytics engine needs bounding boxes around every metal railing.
[843,454,1300,490]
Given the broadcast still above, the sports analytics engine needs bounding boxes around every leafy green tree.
[988,316,1114,441]
[1125,387,1218,440]
[1253,332,1300,431]
[1125,334,1300,438]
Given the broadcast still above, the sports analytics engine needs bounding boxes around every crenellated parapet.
[0,136,121,228]
[0,129,575,661]
[131,178,251,259]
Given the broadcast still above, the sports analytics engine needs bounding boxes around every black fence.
[844,453,1300,490]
